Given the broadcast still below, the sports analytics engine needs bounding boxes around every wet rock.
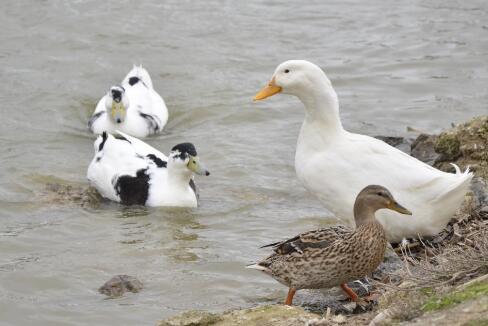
[158,305,320,326]
[409,116,488,181]
[434,116,488,181]
[98,275,143,297]
[471,177,488,207]
[410,134,439,165]
[399,295,488,326]
[434,133,461,161]
[375,136,412,154]
[375,136,405,148]
[159,311,223,326]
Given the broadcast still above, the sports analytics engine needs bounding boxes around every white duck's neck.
[167,167,192,193]
[297,79,344,136]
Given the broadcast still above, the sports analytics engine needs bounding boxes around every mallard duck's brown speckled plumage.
[248,185,412,305]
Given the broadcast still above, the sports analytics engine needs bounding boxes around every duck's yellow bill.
[254,77,282,101]
[388,201,412,215]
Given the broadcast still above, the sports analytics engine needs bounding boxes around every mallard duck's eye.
[284,69,290,73]
[377,192,384,197]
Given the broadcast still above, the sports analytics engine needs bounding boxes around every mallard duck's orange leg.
[340,283,359,302]
[284,288,296,305]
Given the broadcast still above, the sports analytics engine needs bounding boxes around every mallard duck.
[253,60,472,242]
[89,65,168,137]
[247,185,412,305]
[87,131,209,207]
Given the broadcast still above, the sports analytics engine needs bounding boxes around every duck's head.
[354,185,412,225]
[254,60,333,101]
[105,85,129,124]
[168,143,210,177]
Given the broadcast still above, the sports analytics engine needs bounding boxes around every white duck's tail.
[433,164,473,203]
[122,64,153,89]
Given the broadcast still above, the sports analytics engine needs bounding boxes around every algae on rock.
[433,116,488,181]
[158,305,320,326]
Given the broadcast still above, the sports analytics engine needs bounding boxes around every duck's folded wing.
[357,135,472,203]
[261,225,351,255]
[88,97,108,132]
[124,80,167,134]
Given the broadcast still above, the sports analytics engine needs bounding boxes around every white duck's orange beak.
[254,77,282,101]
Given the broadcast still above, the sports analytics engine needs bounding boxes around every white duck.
[89,65,168,137]
[254,60,472,242]
[87,131,209,207]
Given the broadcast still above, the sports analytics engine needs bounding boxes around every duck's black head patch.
[128,76,140,86]
[171,143,197,159]
[111,90,122,103]
[110,86,125,102]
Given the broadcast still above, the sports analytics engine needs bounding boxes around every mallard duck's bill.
[389,201,412,215]
[254,78,282,101]
[187,156,210,176]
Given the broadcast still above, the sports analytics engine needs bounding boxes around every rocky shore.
[158,116,488,326]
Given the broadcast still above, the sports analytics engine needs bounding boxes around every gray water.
[1,0,487,325]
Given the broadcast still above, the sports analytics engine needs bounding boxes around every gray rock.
[410,134,440,165]
[98,275,143,297]
[375,136,413,154]
[159,311,223,326]
[471,177,488,207]
[158,305,319,326]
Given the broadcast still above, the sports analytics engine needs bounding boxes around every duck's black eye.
[284,69,290,73]
[377,192,384,197]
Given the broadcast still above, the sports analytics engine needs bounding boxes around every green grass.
[422,281,488,312]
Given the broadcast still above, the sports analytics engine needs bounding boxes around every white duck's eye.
[284,69,290,73]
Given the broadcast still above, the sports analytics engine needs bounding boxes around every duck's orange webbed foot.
[284,288,296,305]
[340,283,359,302]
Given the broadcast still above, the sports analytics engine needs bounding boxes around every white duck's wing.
[350,134,472,203]
[122,66,168,134]
[125,83,166,134]
[115,130,167,160]
[88,96,109,133]
[87,132,150,202]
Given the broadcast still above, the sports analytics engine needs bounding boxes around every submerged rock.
[98,275,143,297]
[158,305,320,326]
[43,183,103,208]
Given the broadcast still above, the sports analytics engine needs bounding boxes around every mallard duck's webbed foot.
[340,283,359,302]
[284,288,296,305]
